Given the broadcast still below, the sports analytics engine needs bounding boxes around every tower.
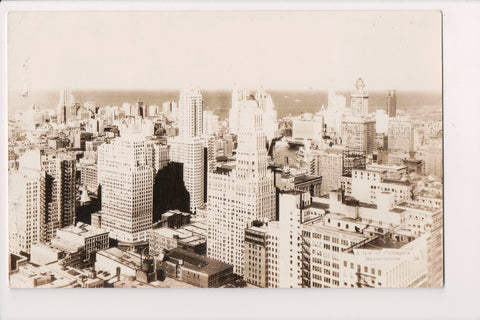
[57,88,74,124]
[386,90,397,118]
[98,135,154,244]
[179,88,203,138]
[169,88,205,213]
[207,98,276,275]
[18,149,76,243]
[350,78,369,116]
[8,168,46,254]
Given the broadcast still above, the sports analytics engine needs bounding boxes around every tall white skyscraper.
[18,149,76,242]
[207,98,276,275]
[9,168,46,254]
[98,135,154,243]
[350,78,369,116]
[169,88,205,213]
[169,136,204,213]
[179,88,203,138]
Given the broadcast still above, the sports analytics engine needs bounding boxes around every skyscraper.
[9,168,46,254]
[255,88,278,141]
[350,78,369,116]
[386,90,397,117]
[57,88,74,124]
[169,88,205,213]
[207,98,276,275]
[18,149,76,243]
[341,116,376,154]
[179,88,203,138]
[229,87,250,135]
[169,136,205,213]
[388,116,413,153]
[98,135,154,243]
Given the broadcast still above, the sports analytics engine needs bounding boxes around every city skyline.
[8,11,442,92]
[7,11,444,292]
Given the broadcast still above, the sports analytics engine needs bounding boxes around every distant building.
[342,164,412,205]
[292,113,324,141]
[350,78,369,116]
[57,88,74,124]
[313,146,344,195]
[179,88,203,138]
[388,116,413,153]
[341,116,376,154]
[386,90,397,117]
[203,110,219,136]
[425,138,443,179]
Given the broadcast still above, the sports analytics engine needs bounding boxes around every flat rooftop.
[97,248,141,270]
[396,201,441,212]
[213,166,234,175]
[294,174,322,184]
[166,248,232,276]
[58,222,108,239]
[310,202,329,210]
[381,178,411,186]
[355,236,408,250]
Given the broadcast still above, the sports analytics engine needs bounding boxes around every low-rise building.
[148,221,207,256]
[159,248,234,288]
[55,222,109,260]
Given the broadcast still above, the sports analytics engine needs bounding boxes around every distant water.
[8,89,442,120]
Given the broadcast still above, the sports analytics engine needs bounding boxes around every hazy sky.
[8,11,442,92]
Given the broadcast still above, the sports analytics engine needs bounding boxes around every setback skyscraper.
[207,98,276,275]
[98,135,154,244]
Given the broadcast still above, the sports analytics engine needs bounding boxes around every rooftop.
[57,222,108,239]
[213,166,234,175]
[293,174,322,184]
[97,248,141,270]
[310,202,329,210]
[355,236,409,250]
[166,248,232,276]
[396,201,441,213]
[381,178,411,186]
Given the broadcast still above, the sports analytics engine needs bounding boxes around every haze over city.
[7,11,443,291]
[8,11,442,92]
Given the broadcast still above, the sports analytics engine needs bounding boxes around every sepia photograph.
[6,10,444,291]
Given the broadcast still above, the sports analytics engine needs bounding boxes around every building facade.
[207,99,276,276]
[98,136,154,244]
[350,78,369,116]
[388,116,413,153]
[341,117,376,154]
